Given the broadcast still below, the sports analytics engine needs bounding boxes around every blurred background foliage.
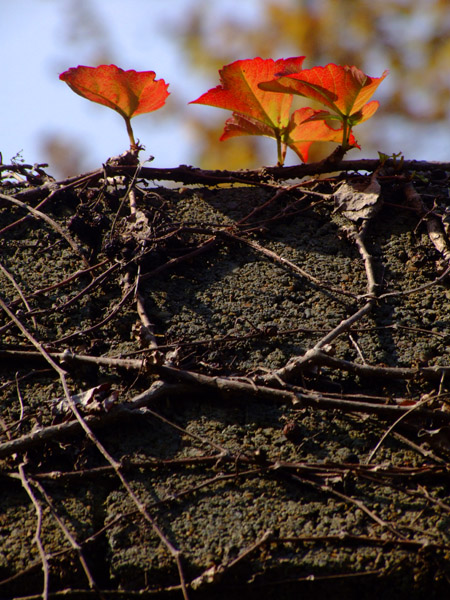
[45,0,450,174]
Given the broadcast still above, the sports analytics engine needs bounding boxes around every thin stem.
[123,116,136,149]
[341,115,353,151]
[341,116,348,149]
[275,130,284,166]
[281,141,287,165]
[18,463,50,600]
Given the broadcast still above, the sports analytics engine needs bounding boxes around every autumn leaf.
[351,100,380,125]
[60,64,170,149]
[220,112,315,164]
[259,63,387,151]
[219,111,301,168]
[285,108,359,162]
[190,57,307,164]
[221,107,357,163]
[220,113,274,140]
[259,63,387,119]
[190,57,305,129]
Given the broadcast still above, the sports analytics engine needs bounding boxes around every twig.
[404,182,450,262]
[15,371,25,425]
[0,297,66,374]
[139,236,218,282]
[416,484,450,514]
[232,181,316,226]
[1,587,182,599]
[52,262,120,312]
[392,431,447,465]
[136,292,159,349]
[348,333,367,364]
[18,463,49,600]
[0,260,37,328]
[52,283,135,344]
[378,263,450,299]
[277,532,449,551]
[3,159,450,200]
[111,159,450,184]
[190,529,273,590]
[304,351,450,383]
[366,395,436,464]
[288,472,408,540]
[30,478,101,594]
[140,406,229,456]
[109,162,142,235]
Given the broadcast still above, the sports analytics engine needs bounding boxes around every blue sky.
[1,0,449,177]
[1,0,215,172]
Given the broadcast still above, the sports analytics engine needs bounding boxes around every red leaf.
[190,57,305,129]
[220,107,358,163]
[260,63,388,120]
[285,108,359,162]
[220,112,316,163]
[351,100,380,124]
[220,113,275,141]
[59,64,170,120]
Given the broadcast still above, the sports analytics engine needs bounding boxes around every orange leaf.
[220,107,358,163]
[260,63,388,120]
[285,108,359,162]
[351,100,380,125]
[190,57,305,129]
[59,64,170,120]
[220,111,315,163]
[220,113,275,141]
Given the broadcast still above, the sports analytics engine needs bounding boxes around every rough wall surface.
[1,160,450,599]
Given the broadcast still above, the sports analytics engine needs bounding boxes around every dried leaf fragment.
[52,383,118,419]
[334,176,382,222]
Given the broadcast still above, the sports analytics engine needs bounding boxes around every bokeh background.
[2,0,450,178]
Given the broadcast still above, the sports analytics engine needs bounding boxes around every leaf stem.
[281,142,287,165]
[124,116,137,149]
[341,116,351,151]
[275,130,284,167]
